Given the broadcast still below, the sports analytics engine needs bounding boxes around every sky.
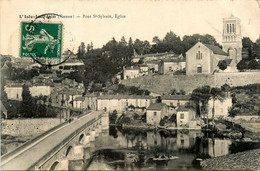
[1,0,260,57]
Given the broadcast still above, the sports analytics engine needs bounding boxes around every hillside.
[120,74,215,95]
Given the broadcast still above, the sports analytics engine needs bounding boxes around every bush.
[218,60,228,70]
[159,116,169,126]
[121,116,131,125]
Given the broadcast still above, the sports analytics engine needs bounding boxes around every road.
[1,111,103,170]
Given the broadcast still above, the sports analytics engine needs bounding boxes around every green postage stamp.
[20,22,62,59]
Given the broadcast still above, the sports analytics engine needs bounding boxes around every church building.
[222,14,242,66]
[185,42,229,75]
[185,15,242,75]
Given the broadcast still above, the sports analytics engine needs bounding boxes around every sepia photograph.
[1,0,260,170]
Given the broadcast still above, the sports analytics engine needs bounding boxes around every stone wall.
[1,118,62,136]
[121,74,215,94]
[121,71,260,94]
[214,71,260,87]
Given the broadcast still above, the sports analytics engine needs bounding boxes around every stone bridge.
[1,111,109,170]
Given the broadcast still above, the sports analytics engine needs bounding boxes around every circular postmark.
[22,13,71,67]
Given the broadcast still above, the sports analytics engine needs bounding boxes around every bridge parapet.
[32,111,106,170]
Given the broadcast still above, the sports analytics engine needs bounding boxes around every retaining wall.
[121,71,260,94]
[1,118,62,136]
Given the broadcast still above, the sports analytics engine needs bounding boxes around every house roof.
[177,105,195,112]
[135,52,176,58]
[125,66,140,70]
[139,64,148,67]
[147,103,167,110]
[97,94,154,100]
[203,43,229,56]
[74,96,85,101]
[162,58,186,63]
[146,60,161,64]
[161,94,191,100]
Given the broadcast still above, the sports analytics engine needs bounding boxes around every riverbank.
[200,148,260,170]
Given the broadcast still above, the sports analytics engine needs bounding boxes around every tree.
[191,86,225,127]
[162,31,183,54]
[182,34,221,55]
[248,59,260,69]
[133,39,144,55]
[179,89,186,95]
[209,87,225,126]
[78,42,86,59]
[171,88,177,95]
[237,60,247,71]
[152,36,161,45]
[218,60,228,70]
[191,86,211,125]
[21,84,33,117]
[242,37,253,49]
[119,36,127,46]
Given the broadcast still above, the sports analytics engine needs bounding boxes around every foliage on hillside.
[229,84,260,116]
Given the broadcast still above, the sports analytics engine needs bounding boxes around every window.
[181,139,184,145]
[170,102,173,106]
[196,51,202,60]
[197,66,202,73]
[227,24,229,33]
[169,67,172,71]
[180,113,184,119]
[154,112,157,116]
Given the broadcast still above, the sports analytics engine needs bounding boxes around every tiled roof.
[203,43,229,56]
[162,58,185,63]
[147,103,167,110]
[138,52,176,58]
[146,60,161,64]
[125,66,140,70]
[177,105,195,112]
[97,95,154,100]
[161,94,191,100]
[74,96,85,101]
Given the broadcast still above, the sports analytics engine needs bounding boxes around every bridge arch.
[49,161,59,170]
[65,146,73,157]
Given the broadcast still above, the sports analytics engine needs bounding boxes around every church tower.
[222,14,242,65]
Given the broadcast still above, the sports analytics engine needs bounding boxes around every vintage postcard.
[1,0,260,170]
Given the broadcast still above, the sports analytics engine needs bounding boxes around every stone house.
[158,59,186,74]
[5,85,23,101]
[146,60,160,73]
[146,103,168,126]
[123,66,140,79]
[73,96,85,109]
[186,42,229,75]
[139,64,149,75]
[206,93,232,119]
[176,106,196,128]
[161,94,193,115]
[96,95,154,112]
[5,83,52,101]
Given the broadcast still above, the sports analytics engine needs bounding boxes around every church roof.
[203,44,229,56]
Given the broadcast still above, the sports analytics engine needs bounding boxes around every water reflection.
[84,126,259,170]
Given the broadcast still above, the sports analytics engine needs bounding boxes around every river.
[80,126,260,170]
